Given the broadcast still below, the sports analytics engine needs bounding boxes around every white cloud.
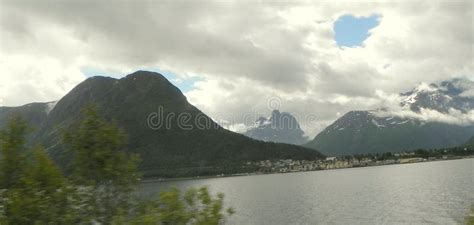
[376,107,474,126]
[0,54,85,106]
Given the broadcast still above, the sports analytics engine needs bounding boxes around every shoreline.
[142,156,474,183]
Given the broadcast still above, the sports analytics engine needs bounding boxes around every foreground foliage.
[113,187,234,225]
[467,204,474,225]
[0,107,233,224]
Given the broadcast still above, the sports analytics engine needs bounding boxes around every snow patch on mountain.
[461,89,474,98]
[45,101,58,115]
[371,119,385,128]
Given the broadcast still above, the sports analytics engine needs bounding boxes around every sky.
[0,0,473,138]
[334,14,380,47]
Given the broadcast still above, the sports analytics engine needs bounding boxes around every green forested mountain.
[0,102,51,130]
[1,71,324,177]
[305,111,474,156]
[0,102,56,142]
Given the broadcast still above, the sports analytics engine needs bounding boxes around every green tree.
[2,148,78,225]
[64,105,140,187]
[0,116,28,189]
[0,116,80,224]
[63,105,141,224]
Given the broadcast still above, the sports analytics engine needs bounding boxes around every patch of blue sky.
[334,14,380,47]
[148,68,202,93]
[80,66,201,93]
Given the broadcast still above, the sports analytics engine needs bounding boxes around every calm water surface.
[140,158,474,225]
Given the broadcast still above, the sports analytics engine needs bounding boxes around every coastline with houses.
[249,151,474,174]
[144,148,474,182]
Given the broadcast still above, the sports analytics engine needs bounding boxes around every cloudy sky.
[0,0,472,137]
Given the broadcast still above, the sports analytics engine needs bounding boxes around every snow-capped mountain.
[244,110,308,145]
[400,78,474,113]
[305,78,474,156]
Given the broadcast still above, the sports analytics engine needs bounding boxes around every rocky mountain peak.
[244,110,307,145]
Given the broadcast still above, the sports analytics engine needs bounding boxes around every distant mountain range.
[0,71,324,177]
[2,71,472,169]
[0,102,55,141]
[305,79,474,156]
[244,110,308,145]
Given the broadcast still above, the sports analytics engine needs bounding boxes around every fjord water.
[141,158,474,225]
